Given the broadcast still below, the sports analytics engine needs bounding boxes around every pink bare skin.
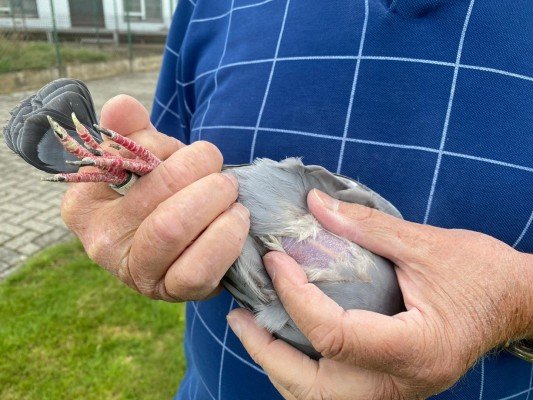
[227,190,533,400]
[60,95,250,301]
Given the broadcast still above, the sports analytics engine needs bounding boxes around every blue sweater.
[151,1,533,399]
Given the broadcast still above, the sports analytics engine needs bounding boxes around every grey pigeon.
[3,79,404,358]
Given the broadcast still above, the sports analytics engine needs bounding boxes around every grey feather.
[3,78,100,174]
[223,158,404,359]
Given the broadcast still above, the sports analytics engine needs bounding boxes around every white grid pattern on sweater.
[155,1,533,399]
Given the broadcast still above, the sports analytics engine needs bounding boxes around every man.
[61,0,532,398]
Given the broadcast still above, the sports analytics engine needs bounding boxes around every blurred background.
[0,1,186,399]
[0,0,175,93]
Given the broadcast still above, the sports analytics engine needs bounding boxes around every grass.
[0,240,186,399]
[0,38,110,74]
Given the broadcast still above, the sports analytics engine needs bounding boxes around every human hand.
[227,189,532,399]
[61,95,250,301]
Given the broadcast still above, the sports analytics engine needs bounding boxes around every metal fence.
[0,0,175,76]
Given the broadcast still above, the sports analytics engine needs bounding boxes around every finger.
[62,141,217,240]
[63,142,224,280]
[308,189,434,264]
[228,309,400,400]
[127,172,239,297]
[100,94,184,160]
[119,140,223,224]
[62,95,183,206]
[264,251,419,374]
[162,202,250,301]
[100,94,153,134]
[125,129,184,161]
[226,309,321,394]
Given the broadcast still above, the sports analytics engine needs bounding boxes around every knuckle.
[342,203,378,225]
[132,279,158,298]
[398,226,442,262]
[172,265,218,298]
[379,335,415,372]
[192,140,224,168]
[60,187,86,229]
[156,161,185,195]
[156,145,223,195]
[210,173,238,198]
[149,207,188,247]
[60,191,76,226]
[152,142,224,197]
[308,314,347,359]
[84,232,112,267]
[222,225,245,251]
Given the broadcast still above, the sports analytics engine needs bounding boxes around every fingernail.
[263,252,278,282]
[265,261,276,282]
[223,173,239,191]
[313,189,339,212]
[231,203,250,222]
[227,313,242,339]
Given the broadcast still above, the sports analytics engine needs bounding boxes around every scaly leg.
[43,171,128,184]
[67,156,153,176]
[93,124,161,169]
[45,116,161,185]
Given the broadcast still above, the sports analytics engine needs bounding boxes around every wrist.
[510,252,533,341]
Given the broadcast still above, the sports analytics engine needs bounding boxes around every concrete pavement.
[0,71,159,278]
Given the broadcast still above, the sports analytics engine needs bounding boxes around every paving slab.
[0,71,158,278]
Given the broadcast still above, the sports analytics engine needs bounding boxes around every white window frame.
[0,1,39,18]
[125,0,146,20]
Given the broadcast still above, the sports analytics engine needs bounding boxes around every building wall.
[0,0,174,32]
[0,0,71,30]
[102,0,175,32]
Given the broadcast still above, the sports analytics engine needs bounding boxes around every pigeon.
[3,78,404,358]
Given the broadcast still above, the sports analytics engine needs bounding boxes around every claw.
[93,124,161,168]
[47,116,93,159]
[85,146,104,156]
[41,175,66,182]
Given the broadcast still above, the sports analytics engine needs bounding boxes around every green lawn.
[0,38,110,74]
[0,240,186,399]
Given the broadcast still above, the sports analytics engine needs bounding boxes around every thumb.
[99,94,184,160]
[100,94,154,136]
[307,189,431,264]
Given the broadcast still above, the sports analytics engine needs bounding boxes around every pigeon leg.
[93,124,161,168]
[68,156,153,176]
[47,116,94,160]
[71,113,109,156]
[42,171,129,184]
[47,116,129,184]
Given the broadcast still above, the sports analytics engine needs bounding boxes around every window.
[123,0,162,21]
[0,0,39,18]
[0,0,11,16]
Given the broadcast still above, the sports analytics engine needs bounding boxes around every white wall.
[102,0,173,33]
[0,0,174,32]
[0,0,71,30]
